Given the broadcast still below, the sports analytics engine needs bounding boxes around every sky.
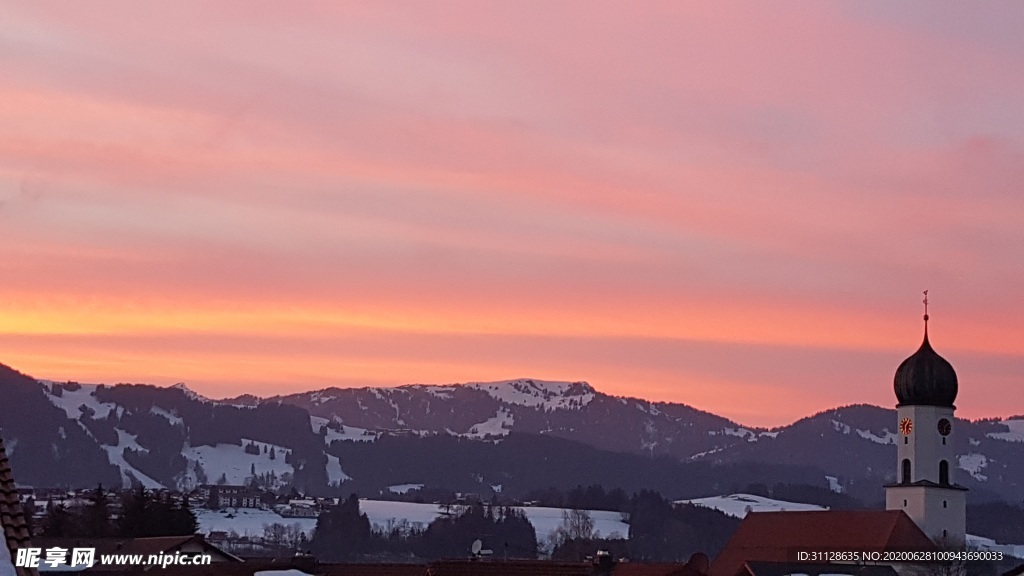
[1,2,1022,427]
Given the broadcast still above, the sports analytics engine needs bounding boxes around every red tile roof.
[0,435,38,576]
[426,559,591,576]
[613,562,700,576]
[709,511,936,576]
[321,564,429,576]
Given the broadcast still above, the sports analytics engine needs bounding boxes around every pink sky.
[1,2,1022,426]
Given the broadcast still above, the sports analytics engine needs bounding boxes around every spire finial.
[922,289,930,328]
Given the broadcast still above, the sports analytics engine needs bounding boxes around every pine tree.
[168,494,199,535]
[81,484,112,537]
[41,500,74,537]
[206,485,220,510]
[116,486,151,537]
[117,488,198,537]
[310,494,371,561]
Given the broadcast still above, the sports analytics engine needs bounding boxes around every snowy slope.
[676,494,827,518]
[987,418,1024,442]
[324,454,350,486]
[464,409,514,438]
[43,383,119,420]
[185,439,294,486]
[310,416,377,443]
[958,453,989,481]
[103,429,163,489]
[466,380,596,411]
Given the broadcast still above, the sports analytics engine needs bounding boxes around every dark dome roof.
[894,330,958,407]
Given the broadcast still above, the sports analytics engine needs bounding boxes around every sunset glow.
[2,2,1023,426]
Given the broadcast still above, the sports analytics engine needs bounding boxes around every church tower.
[885,293,966,545]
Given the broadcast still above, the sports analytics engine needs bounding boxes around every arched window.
[902,459,911,483]
[939,460,949,485]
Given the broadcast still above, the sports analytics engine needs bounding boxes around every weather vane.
[923,289,929,323]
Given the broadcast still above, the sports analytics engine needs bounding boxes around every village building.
[209,485,263,509]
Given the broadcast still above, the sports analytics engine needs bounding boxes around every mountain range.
[0,362,1021,506]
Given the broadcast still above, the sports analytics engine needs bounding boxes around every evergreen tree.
[81,484,112,537]
[115,488,195,537]
[116,486,152,537]
[168,494,199,535]
[21,498,35,536]
[310,494,372,561]
[206,485,220,509]
[418,502,536,559]
[41,500,75,537]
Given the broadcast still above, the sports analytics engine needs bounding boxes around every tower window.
[939,460,949,485]
[902,459,911,483]
[904,437,908,445]
[943,530,948,538]
[942,438,946,445]
[943,500,947,508]
[903,499,907,507]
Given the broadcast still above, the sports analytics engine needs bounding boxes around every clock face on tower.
[938,418,952,436]
[899,417,914,435]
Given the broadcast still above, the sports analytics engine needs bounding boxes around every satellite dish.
[471,539,483,555]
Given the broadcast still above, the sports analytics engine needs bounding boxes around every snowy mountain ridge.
[0,364,1021,507]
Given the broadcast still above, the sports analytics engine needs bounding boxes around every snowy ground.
[966,535,1024,559]
[185,439,296,486]
[197,500,628,541]
[102,429,163,489]
[987,417,1024,442]
[387,483,424,494]
[0,537,16,576]
[957,453,989,481]
[43,383,118,420]
[676,493,827,518]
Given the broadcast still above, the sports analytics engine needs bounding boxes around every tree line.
[36,485,198,538]
[309,495,538,562]
[309,489,739,562]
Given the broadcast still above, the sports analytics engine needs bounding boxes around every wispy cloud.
[1,1,1022,425]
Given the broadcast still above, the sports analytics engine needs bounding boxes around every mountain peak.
[465,378,596,410]
[172,382,212,403]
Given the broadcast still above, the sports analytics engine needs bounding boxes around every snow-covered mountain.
[1,363,1022,507]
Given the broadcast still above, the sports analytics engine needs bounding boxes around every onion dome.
[894,311,958,407]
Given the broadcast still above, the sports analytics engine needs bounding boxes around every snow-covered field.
[184,439,296,486]
[966,535,1024,559]
[197,500,628,541]
[987,417,1024,442]
[676,494,827,518]
[310,416,378,443]
[957,453,989,481]
[387,483,424,494]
